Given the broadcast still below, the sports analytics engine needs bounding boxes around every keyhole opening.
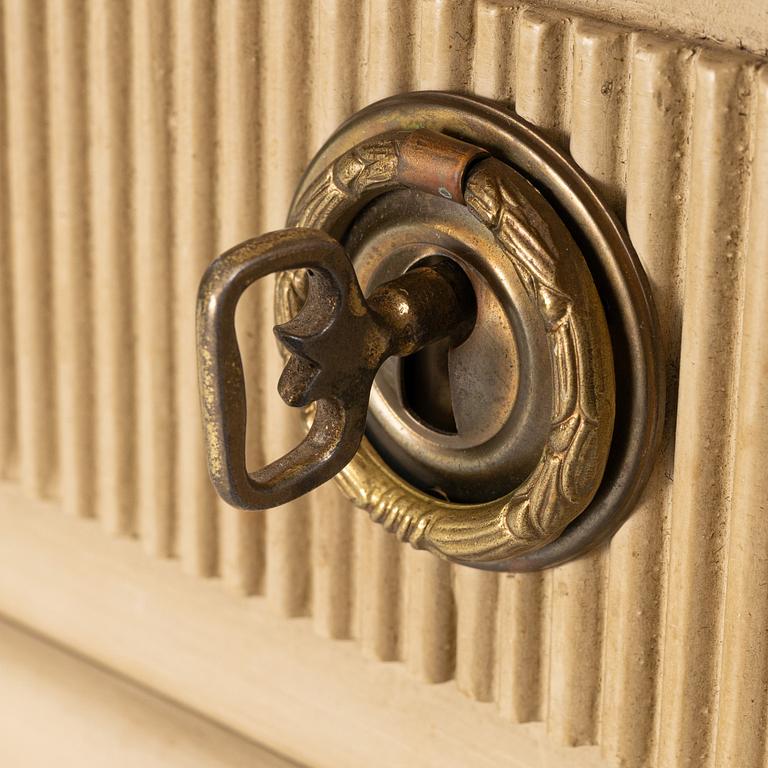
[401,336,457,434]
[399,255,475,435]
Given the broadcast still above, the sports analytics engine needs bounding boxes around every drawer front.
[0,2,766,768]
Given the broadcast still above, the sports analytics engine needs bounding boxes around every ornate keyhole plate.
[198,92,663,571]
[271,92,664,571]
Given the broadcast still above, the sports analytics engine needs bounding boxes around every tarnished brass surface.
[198,230,357,510]
[288,93,664,571]
[198,95,664,570]
[276,129,615,565]
[348,189,554,504]
[197,227,475,510]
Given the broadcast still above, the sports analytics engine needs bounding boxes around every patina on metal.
[276,129,615,567]
[283,93,664,571]
[197,226,475,511]
[199,125,624,570]
[397,129,488,202]
[198,98,664,571]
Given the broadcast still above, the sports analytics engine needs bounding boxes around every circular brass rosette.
[276,93,663,571]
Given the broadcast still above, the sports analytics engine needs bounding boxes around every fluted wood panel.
[5,1,54,498]
[171,0,219,578]
[0,3,12,482]
[1,2,766,767]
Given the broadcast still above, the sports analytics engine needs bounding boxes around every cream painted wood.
[530,0,768,56]
[0,2,767,767]
[0,486,612,768]
[172,0,218,579]
[87,0,135,535]
[0,619,301,768]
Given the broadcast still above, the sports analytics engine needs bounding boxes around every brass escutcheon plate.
[278,92,664,571]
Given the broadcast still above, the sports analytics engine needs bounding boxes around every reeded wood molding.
[520,0,768,57]
[0,2,766,767]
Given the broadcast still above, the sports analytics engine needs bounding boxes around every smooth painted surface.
[0,487,611,768]
[0,619,300,768]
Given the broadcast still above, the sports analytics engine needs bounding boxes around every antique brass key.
[197,226,476,510]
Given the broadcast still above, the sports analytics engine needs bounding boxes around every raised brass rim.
[284,92,664,571]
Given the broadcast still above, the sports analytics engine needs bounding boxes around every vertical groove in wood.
[4,0,55,498]
[259,0,312,234]
[496,573,548,722]
[600,34,692,768]
[132,0,174,556]
[548,19,631,749]
[547,551,607,746]
[349,513,367,641]
[473,0,517,106]
[367,0,416,101]
[0,3,16,481]
[359,523,401,660]
[454,570,497,701]
[515,8,571,146]
[657,51,755,768]
[171,0,218,576]
[310,495,354,638]
[404,549,456,682]
[215,0,265,595]
[307,0,368,639]
[46,0,90,518]
[569,19,630,214]
[260,0,313,617]
[417,0,475,92]
[714,66,768,768]
[310,0,368,153]
[87,0,134,534]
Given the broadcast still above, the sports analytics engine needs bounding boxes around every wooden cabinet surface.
[1,2,766,767]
